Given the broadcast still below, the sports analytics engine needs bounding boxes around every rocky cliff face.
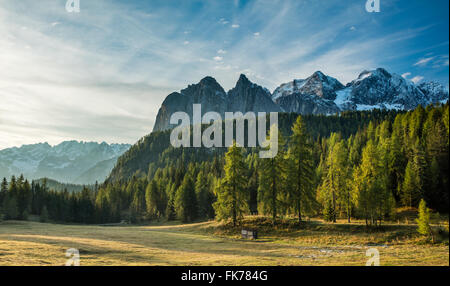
[153,74,281,132]
[153,68,449,131]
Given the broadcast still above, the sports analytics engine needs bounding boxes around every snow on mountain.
[273,68,448,114]
[0,141,130,184]
[272,71,344,102]
[153,68,448,129]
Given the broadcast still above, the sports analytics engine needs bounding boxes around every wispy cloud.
[411,76,424,84]
[402,72,411,79]
[0,0,448,149]
[414,57,435,66]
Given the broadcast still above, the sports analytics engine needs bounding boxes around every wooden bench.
[241,229,258,239]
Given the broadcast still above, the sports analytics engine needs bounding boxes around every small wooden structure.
[241,229,258,239]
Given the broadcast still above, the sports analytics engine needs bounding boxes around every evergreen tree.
[175,175,197,223]
[353,140,393,226]
[286,116,316,224]
[3,195,18,220]
[195,171,215,219]
[402,161,421,208]
[40,205,49,223]
[213,142,248,226]
[416,199,434,243]
[0,178,7,214]
[165,183,177,221]
[258,129,287,224]
[145,179,162,219]
[318,139,351,222]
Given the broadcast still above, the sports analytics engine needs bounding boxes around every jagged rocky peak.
[181,76,226,99]
[302,71,344,100]
[237,73,250,85]
[272,71,344,102]
[417,81,449,103]
[347,67,428,109]
[227,74,281,113]
[0,141,130,184]
[271,71,344,115]
[152,74,281,132]
[153,68,449,132]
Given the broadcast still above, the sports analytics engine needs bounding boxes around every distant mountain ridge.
[153,68,449,131]
[0,141,130,184]
[153,74,281,131]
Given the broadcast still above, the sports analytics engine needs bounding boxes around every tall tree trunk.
[347,192,351,223]
[272,161,276,225]
[232,184,237,227]
[297,154,302,224]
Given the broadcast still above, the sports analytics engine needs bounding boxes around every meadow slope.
[0,218,448,266]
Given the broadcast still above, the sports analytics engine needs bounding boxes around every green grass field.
[0,214,448,266]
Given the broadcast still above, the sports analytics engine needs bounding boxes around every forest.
[0,104,448,227]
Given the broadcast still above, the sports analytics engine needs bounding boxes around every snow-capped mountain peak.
[0,141,131,184]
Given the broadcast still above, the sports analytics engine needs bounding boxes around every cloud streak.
[0,0,448,149]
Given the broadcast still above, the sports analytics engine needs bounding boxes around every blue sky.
[0,0,448,149]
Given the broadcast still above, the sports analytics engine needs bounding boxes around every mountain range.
[0,141,130,184]
[2,67,448,185]
[153,68,449,132]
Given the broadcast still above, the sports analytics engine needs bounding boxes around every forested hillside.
[0,104,448,225]
[108,110,401,183]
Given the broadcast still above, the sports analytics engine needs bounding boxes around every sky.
[0,0,448,149]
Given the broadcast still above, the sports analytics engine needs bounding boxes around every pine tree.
[402,161,421,208]
[40,205,49,223]
[416,199,434,243]
[213,142,248,226]
[318,139,351,223]
[130,178,147,222]
[258,129,287,224]
[17,179,32,220]
[145,180,161,219]
[195,171,214,219]
[323,199,335,222]
[353,140,392,226]
[3,195,18,220]
[0,178,7,214]
[165,183,177,221]
[286,116,315,224]
[174,175,197,223]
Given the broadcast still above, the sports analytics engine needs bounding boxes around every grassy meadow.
[0,211,448,266]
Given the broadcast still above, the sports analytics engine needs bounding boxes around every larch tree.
[213,142,248,226]
[416,199,434,243]
[258,129,287,224]
[353,140,393,226]
[318,140,351,223]
[286,116,316,224]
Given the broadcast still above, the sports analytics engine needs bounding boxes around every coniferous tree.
[175,175,197,223]
[401,161,421,208]
[258,129,287,224]
[3,195,18,220]
[213,142,248,226]
[40,205,49,223]
[353,140,393,226]
[318,139,351,222]
[195,170,215,219]
[286,116,316,224]
[416,199,434,243]
[0,178,7,214]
